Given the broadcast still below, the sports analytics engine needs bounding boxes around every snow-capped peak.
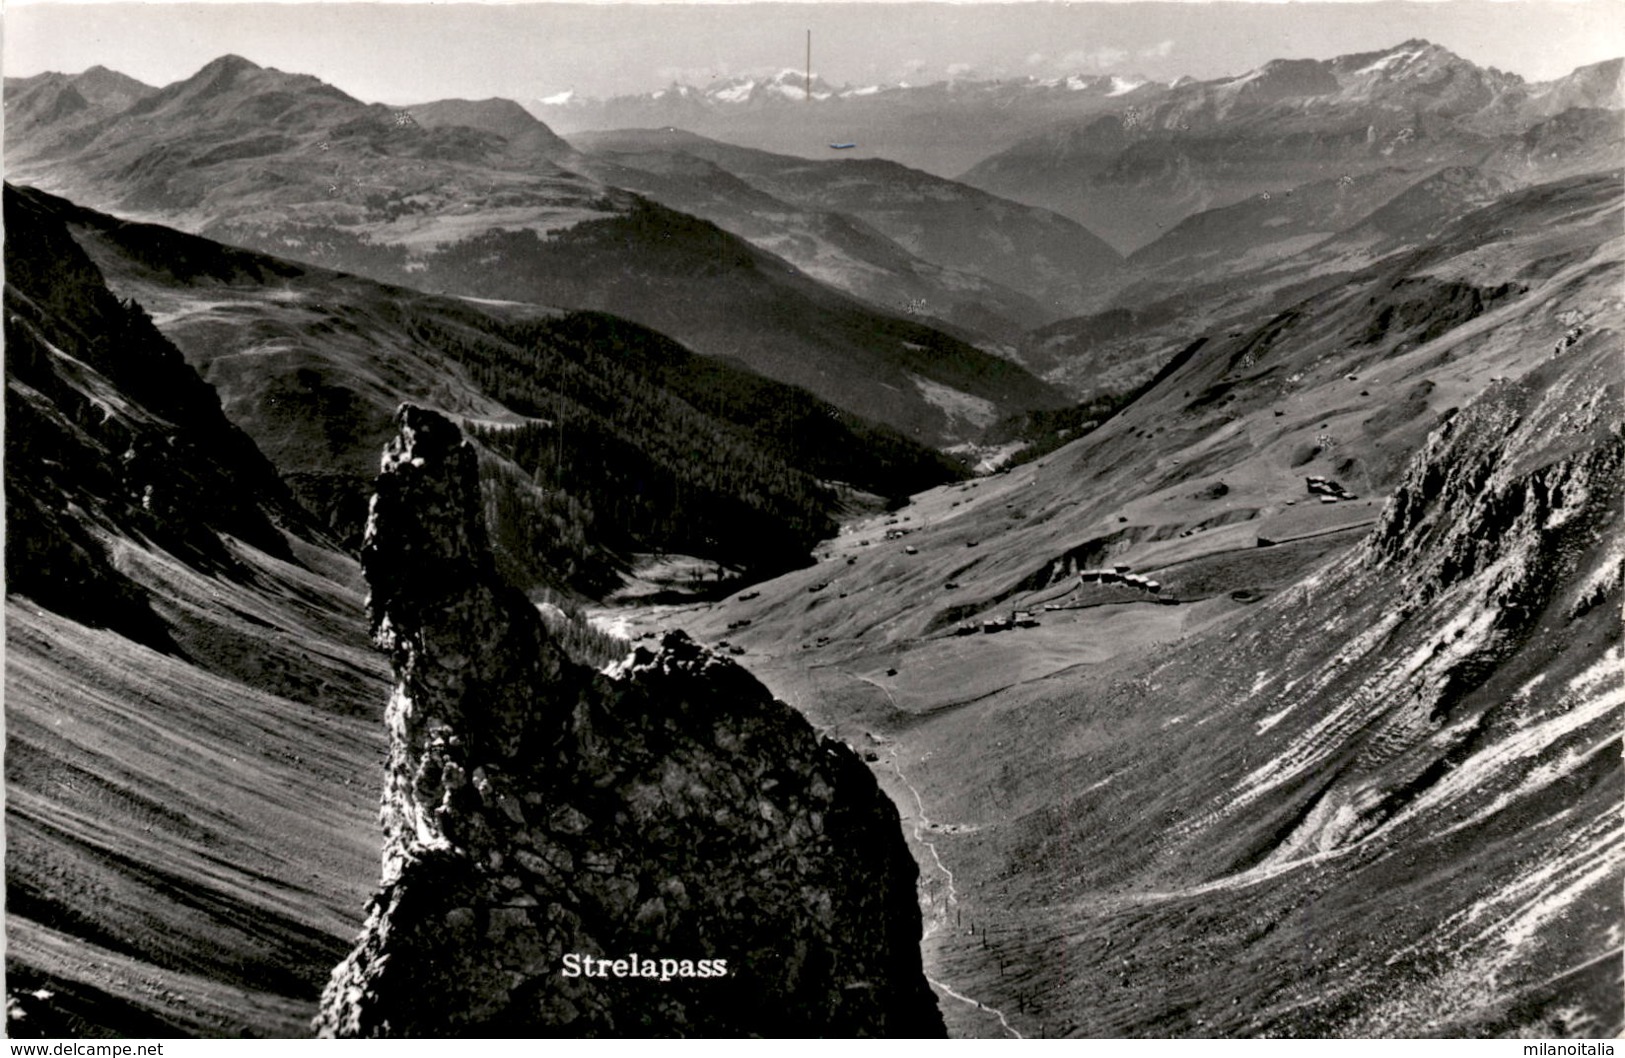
[1108,75,1147,96]
[539,89,574,106]
[712,80,755,103]
[771,83,832,101]
[1355,47,1429,76]
[694,69,835,103]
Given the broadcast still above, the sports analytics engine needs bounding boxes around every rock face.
[316,406,944,1038]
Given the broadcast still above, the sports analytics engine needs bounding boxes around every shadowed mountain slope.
[4,182,310,645]
[20,184,968,596]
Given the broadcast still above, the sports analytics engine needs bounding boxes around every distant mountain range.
[524,41,1625,254]
[527,67,1163,176]
[526,43,1622,194]
[9,39,1618,435]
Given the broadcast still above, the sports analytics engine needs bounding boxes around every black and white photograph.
[3,0,1622,1039]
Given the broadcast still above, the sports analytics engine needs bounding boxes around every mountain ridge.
[570,126,1124,325]
[6,55,1067,446]
[959,40,1623,251]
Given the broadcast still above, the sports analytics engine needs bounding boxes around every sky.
[6,1,1623,104]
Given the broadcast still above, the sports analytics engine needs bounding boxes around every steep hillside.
[569,143,1048,344]
[1112,158,1546,302]
[1028,170,1622,400]
[1299,165,1521,259]
[4,186,304,643]
[1122,114,1618,283]
[317,407,944,1037]
[1123,166,1493,279]
[1479,107,1625,186]
[4,181,389,1038]
[901,337,1622,1038]
[913,335,1621,1037]
[7,56,1066,446]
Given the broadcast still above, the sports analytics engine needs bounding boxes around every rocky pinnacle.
[315,404,945,1037]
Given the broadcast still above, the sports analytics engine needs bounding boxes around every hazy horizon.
[5,1,1623,107]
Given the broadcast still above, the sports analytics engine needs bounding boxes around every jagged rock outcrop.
[1364,343,1623,603]
[1212,336,1622,861]
[316,406,944,1038]
[1355,338,1623,717]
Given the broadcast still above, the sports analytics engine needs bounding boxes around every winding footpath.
[887,744,1025,1040]
[845,669,1025,1038]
